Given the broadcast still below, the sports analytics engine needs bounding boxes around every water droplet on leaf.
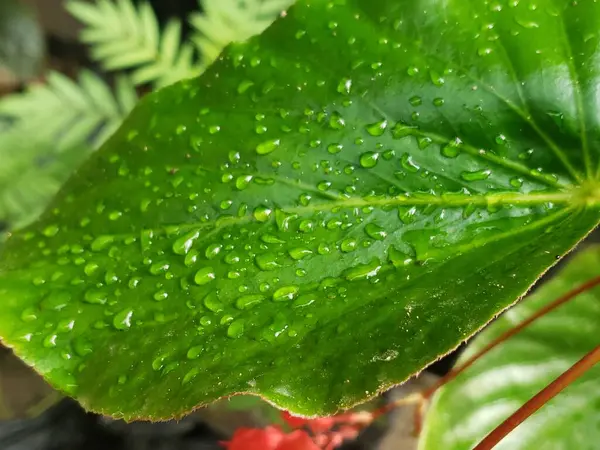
[359,152,379,168]
[365,223,387,240]
[255,253,280,271]
[289,248,313,260]
[113,309,133,330]
[400,153,419,172]
[41,291,71,311]
[236,294,265,310]
[461,169,491,181]
[43,225,59,237]
[195,267,216,285]
[187,345,204,360]
[204,293,224,313]
[409,96,422,106]
[154,290,168,301]
[365,120,387,136]
[344,259,382,281]
[236,175,253,190]
[273,286,299,302]
[510,177,524,188]
[253,206,273,222]
[429,70,445,86]
[227,319,245,339]
[293,294,316,308]
[341,238,357,252]
[83,289,107,305]
[256,139,280,155]
[337,78,352,94]
[173,230,199,255]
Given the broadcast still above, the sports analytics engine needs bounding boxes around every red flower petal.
[281,411,336,433]
[281,411,370,434]
[321,425,361,450]
[222,426,285,450]
[276,430,320,450]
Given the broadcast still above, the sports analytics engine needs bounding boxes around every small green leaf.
[1,0,600,421]
[420,246,600,450]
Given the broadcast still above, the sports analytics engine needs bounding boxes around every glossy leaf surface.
[420,246,600,449]
[1,0,600,420]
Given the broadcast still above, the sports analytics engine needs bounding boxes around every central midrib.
[88,188,591,243]
[285,190,581,214]
[163,189,586,239]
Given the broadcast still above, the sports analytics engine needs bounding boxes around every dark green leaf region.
[1,0,600,420]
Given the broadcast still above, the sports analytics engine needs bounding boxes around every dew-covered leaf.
[420,246,600,450]
[1,0,600,420]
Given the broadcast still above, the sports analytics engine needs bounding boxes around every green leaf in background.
[0,0,45,81]
[66,0,199,89]
[0,71,137,229]
[0,138,90,232]
[189,0,296,67]
[420,246,600,450]
[0,0,600,420]
[66,0,295,89]
[0,71,137,151]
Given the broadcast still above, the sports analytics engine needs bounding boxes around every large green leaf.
[0,0,599,420]
[420,246,600,449]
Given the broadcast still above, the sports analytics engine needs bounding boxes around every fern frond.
[0,70,136,150]
[191,0,295,66]
[67,0,201,88]
[0,70,136,228]
[0,126,90,229]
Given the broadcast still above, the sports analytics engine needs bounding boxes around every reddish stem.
[368,393,423,421]
[474,344,600,450]
[423,275,600,400]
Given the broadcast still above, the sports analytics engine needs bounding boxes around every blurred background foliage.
[0,0,293,234]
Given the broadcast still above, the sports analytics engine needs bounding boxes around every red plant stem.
[474,344,600,450]
[422,275,600,400]
[368,393,423,421]
[413,396,427,436]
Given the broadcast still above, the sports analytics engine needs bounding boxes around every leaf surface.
[420,246,600,450]
[1,0,600,419]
